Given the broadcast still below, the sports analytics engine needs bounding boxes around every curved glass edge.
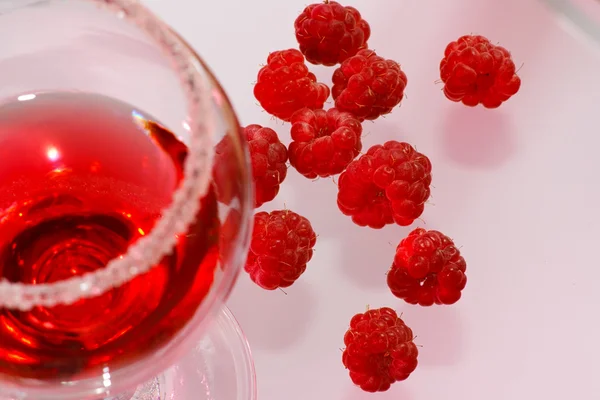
[542,0,600,43]
[220,306,258,400]
[181,30,254,306]
[0,0,50,13]
[0,3,252,400]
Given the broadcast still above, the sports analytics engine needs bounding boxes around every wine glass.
[0,0,254,399]
[541,0,600,42]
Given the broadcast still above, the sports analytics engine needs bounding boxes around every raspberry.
[332,49,407,121]
[342,307,418,392]
[337,141,432,229]
[213,135,240,205]
[254,49,330,121]
[440,35,521,108]
[244,125,288,207]
[288,108,362,178]
[387,228,467,306]
[294,1,371,66]
[245,210,317,290]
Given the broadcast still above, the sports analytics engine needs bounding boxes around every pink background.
[146,0,600,399]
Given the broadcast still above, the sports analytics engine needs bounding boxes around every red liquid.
[0,92,219,381]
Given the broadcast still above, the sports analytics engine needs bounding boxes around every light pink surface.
[146,0,600,399]
[572,0,600,21]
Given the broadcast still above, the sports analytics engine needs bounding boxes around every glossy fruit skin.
[387,228,468,306]
[294,1,371,66]
[254,49,330,121]
[245,210,317,290]
[332,49,407,121]
[244,125,288,208]
[440,35,521,108]
[337,141,432,229]
[343,307,419,392]
[289,107,362,178]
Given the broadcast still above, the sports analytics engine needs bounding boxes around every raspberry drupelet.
[245,210,317,290]
[289,107,362,178]
[243,125,288,208]
[332,49,407,121]
[294,1,371,66]
[254,49,330,121]
[337,141,432,229]
[343,307,419,392]
[387,228,467,306]
[440,34,521,108]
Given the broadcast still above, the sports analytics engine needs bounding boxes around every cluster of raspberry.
[215,0,520,393]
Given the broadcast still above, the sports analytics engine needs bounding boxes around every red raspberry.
[337,141,432,229]
[254,49,330,121]
[440,35,521,108]
[387,228,467,306]
[294,1,371,66]
[245,210,317,290]
[343,307,418,392]
[244,125,288,207]
[213,135,239,205]
[289,107,362,178]
[332,49,407,121]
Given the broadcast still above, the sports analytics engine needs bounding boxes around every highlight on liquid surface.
[0,92,220,381]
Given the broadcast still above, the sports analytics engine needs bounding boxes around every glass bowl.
[130,305,257,400]
[542,0,600,42]
[0,1,253,399]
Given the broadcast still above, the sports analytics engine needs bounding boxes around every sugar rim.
[0,0,215,311]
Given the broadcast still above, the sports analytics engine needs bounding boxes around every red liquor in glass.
[0,92,219,381]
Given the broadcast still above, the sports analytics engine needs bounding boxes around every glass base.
[52,305,253,400]
[117,305,256,400]
[542,0,600,43]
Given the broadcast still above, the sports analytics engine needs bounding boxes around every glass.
[0,0,254,399]
[145,305,257,400]
[541,0,600,42]
[129,305,256,400]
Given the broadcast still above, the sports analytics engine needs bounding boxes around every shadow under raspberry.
[227,278,317,352]
[341,378,414,400]
[336,222,412,291]
[441,106,516,169]
[400,305,465,367]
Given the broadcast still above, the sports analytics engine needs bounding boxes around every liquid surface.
[0,92,219,381]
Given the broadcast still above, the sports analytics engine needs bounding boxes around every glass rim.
[544,0,600,44]
[0,0,216,311]
[218,305,258,400]
[0,1,254,397]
